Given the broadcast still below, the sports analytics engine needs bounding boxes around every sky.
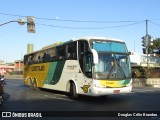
[0,0,160,62]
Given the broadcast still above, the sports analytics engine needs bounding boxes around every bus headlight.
[94,84,106,88]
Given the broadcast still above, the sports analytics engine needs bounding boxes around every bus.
[24,36,132,98]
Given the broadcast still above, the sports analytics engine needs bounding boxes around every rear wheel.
[32,79,37,90]
[30,79,38,91]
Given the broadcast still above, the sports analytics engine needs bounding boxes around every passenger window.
[66,42,77,60]
[56,45,66,60]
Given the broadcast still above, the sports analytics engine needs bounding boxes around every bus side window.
[24,56,28,65]
[56,45,66,60]
[50,48,56,61]
[42,52,46,62]
[28,55,33,65]
[66,42,77,60]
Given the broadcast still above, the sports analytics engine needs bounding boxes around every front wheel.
[69,82,78,99]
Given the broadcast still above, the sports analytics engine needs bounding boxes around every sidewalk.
[132,78,160,88]
[132,86,160,93]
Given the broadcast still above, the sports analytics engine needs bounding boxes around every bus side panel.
[57,60,93,95]
[24,60,92,95]
[43,60,86,93]
[44,61,65,85]
[24,63,50,87]
[43,61,67,91]
[60,60,85,94]
[44,62,57,84]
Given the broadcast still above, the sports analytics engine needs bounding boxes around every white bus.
[24,36,132,98]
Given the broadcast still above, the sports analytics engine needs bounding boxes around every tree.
[149,38,160,55]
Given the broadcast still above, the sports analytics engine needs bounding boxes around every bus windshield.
[91,40,131,80]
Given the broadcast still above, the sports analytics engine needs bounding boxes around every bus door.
[78,40,92,93]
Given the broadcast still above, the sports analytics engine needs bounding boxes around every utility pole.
[146,20,149,78]
[141,20,153,78]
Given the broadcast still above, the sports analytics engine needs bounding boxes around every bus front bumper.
[91,86,132,96]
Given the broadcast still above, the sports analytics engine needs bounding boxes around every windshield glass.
[91,41,128,53]
[91,40,131,80]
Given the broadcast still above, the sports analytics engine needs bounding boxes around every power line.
[1,12,157,30]
[0,12,144,24]
[0,12,26,18]
[36,17,141,23]
[36,21,145,29]
[149,20,160,27]
[0,12,145,29]
[150,19,160,21]
[0,26,20,38]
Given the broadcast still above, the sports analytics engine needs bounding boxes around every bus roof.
[24,36,125,56]
[71,36,124,42]
[42,42,63,49]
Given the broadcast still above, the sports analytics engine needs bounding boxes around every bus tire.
[69,82,78,99]
[30,79,38,91]
[29,79,33,89]
[32,79,37,91]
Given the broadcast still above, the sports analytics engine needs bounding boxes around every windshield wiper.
[107,66,114,79]
[107,55,127,79]
[107,59,117,79]
[115,58,127,78]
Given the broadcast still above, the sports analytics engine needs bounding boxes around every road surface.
[0,79,160,120]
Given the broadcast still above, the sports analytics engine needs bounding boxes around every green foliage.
[149,38,160,54]
[132,66,147,78]
[132,66,160,78]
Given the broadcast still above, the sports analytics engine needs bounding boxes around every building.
[14,60,24,71]
[0,65,14,75]
[130,52,160,67]
[0,59,24,75]
[129,52,141,66]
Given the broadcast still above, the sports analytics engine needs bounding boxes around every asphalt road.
[1,79,160,120]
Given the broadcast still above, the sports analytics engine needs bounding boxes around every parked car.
[0,82,4,105]
[0,75,5,85]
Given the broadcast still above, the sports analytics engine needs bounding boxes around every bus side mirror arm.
[128,52,131,55]
[91,49,98,64]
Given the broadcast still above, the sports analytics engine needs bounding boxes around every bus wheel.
[32,79,39,91]
[29,79,33,89]
[69,82,78,99]
[30,79,38,91]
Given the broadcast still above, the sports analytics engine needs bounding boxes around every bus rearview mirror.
[91,49,98,64]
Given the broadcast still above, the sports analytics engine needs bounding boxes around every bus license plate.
[114,90,120,93]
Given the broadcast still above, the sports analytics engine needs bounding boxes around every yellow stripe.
[99,80,125,87]
[24,63,50,87]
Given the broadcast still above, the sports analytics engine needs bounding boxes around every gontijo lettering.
[31,65,45,71]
